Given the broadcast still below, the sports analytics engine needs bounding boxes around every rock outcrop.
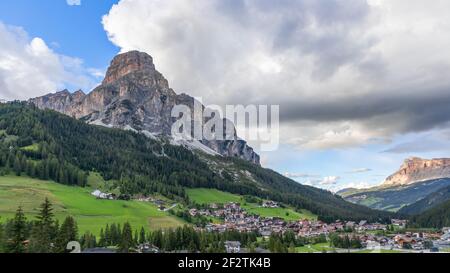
[382,157,450,186]
[29,51,260,164]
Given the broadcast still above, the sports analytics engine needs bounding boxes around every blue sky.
[1,0,450,192]
[0,0,119,69]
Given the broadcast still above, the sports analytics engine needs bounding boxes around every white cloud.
[67,0,81,6]
[320,176,340,185]
[348,168,372,174]
[0,22,95,100]
[102,0,450,150]
[284,172,320,179]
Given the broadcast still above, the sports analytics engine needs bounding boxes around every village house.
[262,201,279,208]
[224,241,241,253]
[137,243,160,253]
[391,219,407,229]
[91,190,116,200]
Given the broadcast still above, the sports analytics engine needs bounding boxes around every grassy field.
[186,188,242,204]
[296,243,335,253]
[242,204,317,221]
[0,175,185,236]
[186,188,317,221]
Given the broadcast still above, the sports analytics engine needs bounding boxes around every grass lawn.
[186,188,317,221]
[296,243,335,253]
[0,175,185,236]
[186,188,242,204]
[241,204,317,221]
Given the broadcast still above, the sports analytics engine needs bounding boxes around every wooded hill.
[0,102,394,222]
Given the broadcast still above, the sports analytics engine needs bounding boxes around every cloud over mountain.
[0,22,95,100]
[98,0,450,150]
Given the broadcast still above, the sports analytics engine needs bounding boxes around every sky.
[1,0,450,192]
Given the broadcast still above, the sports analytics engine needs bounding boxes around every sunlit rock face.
[383,157,450,186]
[29,51,260,164]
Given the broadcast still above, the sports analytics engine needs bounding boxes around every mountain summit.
[382,157,450,186]
[29,51,260,164]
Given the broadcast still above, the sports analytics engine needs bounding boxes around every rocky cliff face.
[29,51,260,164]
[382,157,450,186]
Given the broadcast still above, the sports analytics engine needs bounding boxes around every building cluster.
[192,202,391,238]
[91,190,116,200]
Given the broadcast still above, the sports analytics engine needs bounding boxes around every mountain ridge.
[29,51,260,164]
[382,157,450,187]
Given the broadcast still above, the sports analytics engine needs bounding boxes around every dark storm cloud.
[279,85,450,134]
[103,0,450,148]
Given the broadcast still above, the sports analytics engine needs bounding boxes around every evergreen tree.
[119,222,134,253]
[80,232,96,250]
[7,206,27,253]
[98,228,106,247]
[104,224,111,246]
[55,216,78,253]
[28,198,57,253]
[139,227,146,244]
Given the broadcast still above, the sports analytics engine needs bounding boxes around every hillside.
[342,178,450,212]
[0,175,184,235]
[0,102,392,222]
[398,185,450,215]
[408,199,450,228]
[29,51,260,164]
[186,188,317,221]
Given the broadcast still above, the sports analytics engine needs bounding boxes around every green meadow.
[0,175,185,236]
[186,188,317,221]
[295,243,335,253]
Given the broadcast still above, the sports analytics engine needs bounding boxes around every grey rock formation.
[29,51,260,164]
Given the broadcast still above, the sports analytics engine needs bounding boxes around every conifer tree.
[119,222,134,253]
[7,206,27,253]
[55,216,78,253]
[139,227,146,244]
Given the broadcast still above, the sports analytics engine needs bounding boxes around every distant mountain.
[342,178,450,212]
[398,185,450,215]
[382,157,450,187]
[339,157,450,212]
[29,51,260,164]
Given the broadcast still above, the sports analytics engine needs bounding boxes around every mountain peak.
[383,157,450,187]
[102,51,156,85]
[28,51,260,164]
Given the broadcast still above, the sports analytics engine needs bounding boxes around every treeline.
[223,157,395,223]
[264,231,328,253]
[0,199,261,253]
[329,233,363,249]
[408,200,450,228]
[0,102,394,222]
[0,146,87,186]
[0,199,78,253]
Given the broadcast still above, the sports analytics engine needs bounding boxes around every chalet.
[137,243,160,253]
[346,221,356,229]
[225,241,241,253]
[189,209,198,216]
[441,232,450,241]
[391,219,407,229]
[91,190,115,200]
[262,201,279,208]
[394,235,416,248]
